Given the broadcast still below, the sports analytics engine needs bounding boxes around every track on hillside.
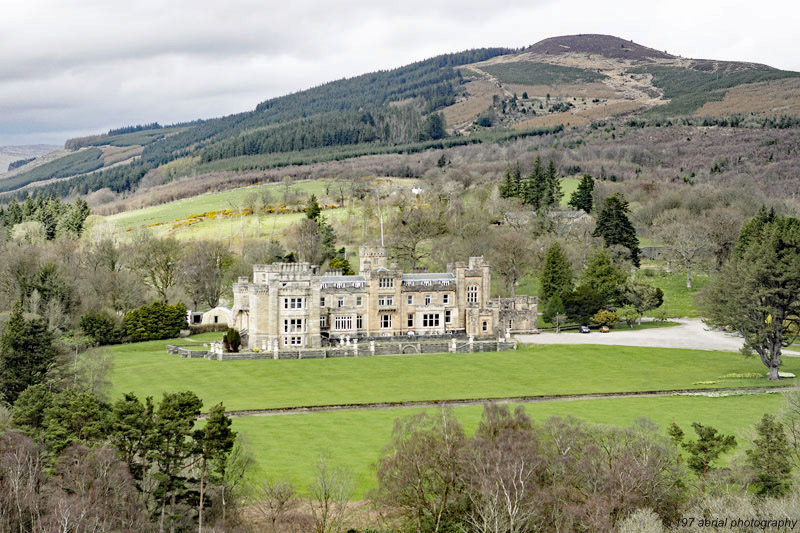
[208,385,795,419]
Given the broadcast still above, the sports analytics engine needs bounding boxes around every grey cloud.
[0,0,797,146]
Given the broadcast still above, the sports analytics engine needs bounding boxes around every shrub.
[223,328,241,353]
[617,305,642,327]
[79,310,124,345]
[590,309,618,327]
[124,302,187,342]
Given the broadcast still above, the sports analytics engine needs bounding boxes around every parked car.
[579,325,591,334]
[600,326,610,333]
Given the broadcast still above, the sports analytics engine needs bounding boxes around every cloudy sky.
[1,0,797,146]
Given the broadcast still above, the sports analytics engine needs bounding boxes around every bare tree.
[253,479,299,532]
[654,208,711,288]
[372,409,466,533]
[488,227,534,296]
[129,231,183,302]
[308,455,354,533]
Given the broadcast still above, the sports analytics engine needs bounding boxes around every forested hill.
[4,34,800,201]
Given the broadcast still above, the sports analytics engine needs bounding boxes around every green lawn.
[560,177,580,208]
[109,335,797,412]
[236,393,786,497]
[643,270,711,318]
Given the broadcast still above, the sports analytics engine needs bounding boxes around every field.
[107,333,796,497]
[110,335,797,412]
[694,78,800,117]
[236,394,785,496]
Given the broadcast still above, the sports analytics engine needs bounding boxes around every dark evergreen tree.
[540,242,573,302]
[0,304,59,404]
[747,414,792,497]
[568,174,595,213]
[592,193,641,267]
[562,285,604,325]
[681,422,736,479]
[305,194,323,222]
[544,159,562,208]
[581,249,629,308]
[734,205,776,255]
[499,163,521,198]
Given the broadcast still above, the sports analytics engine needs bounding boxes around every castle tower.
[359,246,387,272]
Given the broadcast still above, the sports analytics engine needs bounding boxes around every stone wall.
[166,339,517,361]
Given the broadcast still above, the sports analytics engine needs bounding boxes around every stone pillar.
[450,338,456,353]
[370,341,375,355]
[353,338,358,356]
[262,339,268,352]
[469,335,474,352]
[273,341,279,360]
[505,327,511,341]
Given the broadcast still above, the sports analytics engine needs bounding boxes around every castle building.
[232,247,538,350]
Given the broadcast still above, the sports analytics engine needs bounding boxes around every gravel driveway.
[516,318,800,355]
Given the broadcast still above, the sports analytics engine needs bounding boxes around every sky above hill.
[0,0,797,146]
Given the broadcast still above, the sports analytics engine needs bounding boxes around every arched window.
[467,285,478,304]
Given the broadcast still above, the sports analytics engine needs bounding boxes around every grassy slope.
[237,394,784,497]
[108,180,332,231]
[109,335,798,412]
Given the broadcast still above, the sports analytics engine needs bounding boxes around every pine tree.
[747,414,792,497]
[521,157,546,209]
[581,249,629,308]
[681,422,736,481]
[735,205,775,255]
[305,194,322,221]
[0,304,59,404]
[568,174,595,213]
[499,163,521,198]
[540,242,573,302]
[544,159,562,208]
[592,193,641,267]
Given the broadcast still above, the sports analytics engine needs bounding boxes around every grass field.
[108,332,798,497]
[109,335,797,412]
[236,393,786,497]
[644,270,711,318]
[107,180,333,231]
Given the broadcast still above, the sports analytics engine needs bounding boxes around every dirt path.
[517,318,800,356]
[213,385,793,419]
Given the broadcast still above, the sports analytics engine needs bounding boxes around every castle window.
[320,297,326,307]
[442,294,450,304]
[356,296,362,306]
[320,316,327,328]
[284,297,303,309]
[337,297,344,308]
[334,316,353,330]
[356,315,363,329]
[482,321,488,332]
[424,294,431,305]
[445,310,452,324]
[380,314,392,329]
[423,313,440,327]
[283,318,304,333]
[283,336,302,346]
[508,320,513,330]
[379,278,394,288]
[378,296,394,306]
[407,314,414,327]
[407,295,413,305]
[467,285,478,304]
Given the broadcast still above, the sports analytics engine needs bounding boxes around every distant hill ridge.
[526,34,675,61]
[2,34,799,200]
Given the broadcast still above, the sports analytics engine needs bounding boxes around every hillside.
[2,34,799,201]
[0,144,60,173]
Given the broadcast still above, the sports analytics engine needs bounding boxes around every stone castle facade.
[232,247,538,350]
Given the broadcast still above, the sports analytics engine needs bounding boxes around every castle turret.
[359,246,387,272]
